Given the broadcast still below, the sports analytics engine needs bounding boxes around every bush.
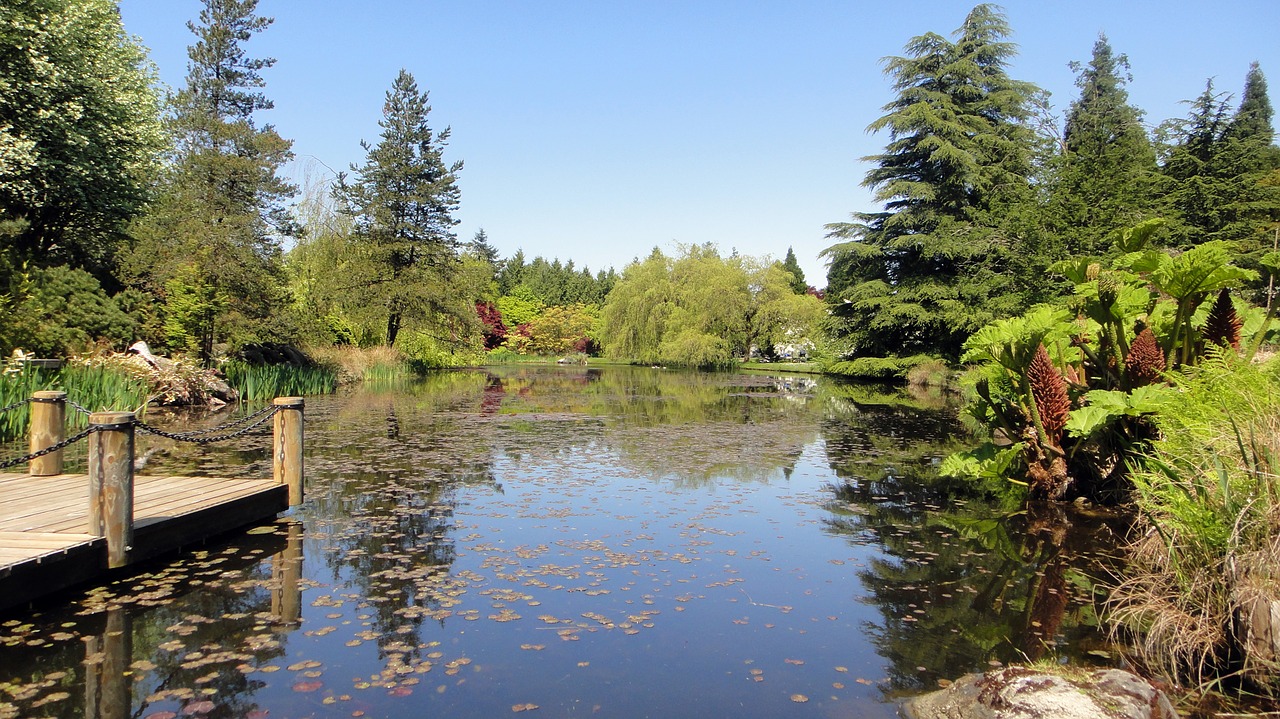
[4,265,135,356]
[398,330,484,371]
[823,354,936,381]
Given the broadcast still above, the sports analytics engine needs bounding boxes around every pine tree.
[821,4,1038,359]
[468,228,500,267]
[125,0,294,360]
[781,247,807,294]
[1160,65,1280,301]
[1049,35,1158,257]
[334,69,463,347]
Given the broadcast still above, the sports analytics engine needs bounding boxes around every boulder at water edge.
[901,667,1177,719]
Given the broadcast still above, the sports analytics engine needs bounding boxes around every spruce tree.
[126,0,294,360]
[1161,65,1280,301]
[1050,35,1158,257]
[334,69,463,347]
[822,4,1038,359]
[781,247,807,294]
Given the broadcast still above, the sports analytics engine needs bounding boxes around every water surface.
[0,366,1122,719]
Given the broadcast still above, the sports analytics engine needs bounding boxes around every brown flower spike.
[1125,328,1165,387]
[1026,344,1070,440]
[1202,287,1242,350]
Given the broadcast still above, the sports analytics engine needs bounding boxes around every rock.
[901,667,1177,719]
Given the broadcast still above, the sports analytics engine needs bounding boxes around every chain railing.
[0,403,283,469]
[133,405,280,444]
[0,426,97,470]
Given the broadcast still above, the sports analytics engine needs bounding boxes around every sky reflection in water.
[0,366,1122,719]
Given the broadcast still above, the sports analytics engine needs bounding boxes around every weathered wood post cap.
[89,411,136,426]
[273,397,304,408]
[32,390,67,401]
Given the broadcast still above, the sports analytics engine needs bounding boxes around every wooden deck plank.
[0,470,289,611]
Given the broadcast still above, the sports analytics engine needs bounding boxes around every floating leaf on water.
[246,527,276,535]
[181,701,215,715]
[790,694,808,703]
[512,703,539,712]
[143,713,178,719]
[293,681,324,692]
[834,666,848,673]
[388,687,413,697]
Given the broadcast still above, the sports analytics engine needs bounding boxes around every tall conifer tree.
[335,70,463,347]
[1161,65,1280,301]
[127,0,295,360]
[822,4,1038,359]
[1050,35,1158,257]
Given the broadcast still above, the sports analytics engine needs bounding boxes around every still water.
[0,366,1123,719]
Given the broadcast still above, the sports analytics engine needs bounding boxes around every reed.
[0,362,148,441]
[223,361,338,401]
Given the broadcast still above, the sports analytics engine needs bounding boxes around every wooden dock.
[0,472,288,610]
[0,394,304,613]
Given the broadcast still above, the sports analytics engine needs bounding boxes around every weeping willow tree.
[600,245,823,368]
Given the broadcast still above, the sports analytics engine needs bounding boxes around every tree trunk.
[386,311,401,347]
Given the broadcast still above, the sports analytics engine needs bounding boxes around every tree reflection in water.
[819,393,1127,695]
[0,529,296,719]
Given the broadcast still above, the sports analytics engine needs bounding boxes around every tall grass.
[0,362,148,442]
[223,360,338,401]
[1107,351,1280,697]
[304,345,410,385]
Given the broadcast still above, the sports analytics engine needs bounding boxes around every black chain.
[172,404,279,437]
[0,397,31,415]
[67,398,93,416]
[0,426,97,470]
[133,406,279,445]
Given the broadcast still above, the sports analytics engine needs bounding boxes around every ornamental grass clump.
[1108,353,1280,698]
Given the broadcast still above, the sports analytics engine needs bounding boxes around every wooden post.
[84,607,131,719]
[273,397,304,506]
[29,390,66,476]
[89,411,134,569]
[271,521,304,626]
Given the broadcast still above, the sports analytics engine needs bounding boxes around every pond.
[0,366,1125,719]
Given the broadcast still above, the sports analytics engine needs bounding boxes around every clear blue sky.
[118,1,1280,288]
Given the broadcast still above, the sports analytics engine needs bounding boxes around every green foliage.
[4,265,136,356]
[0,357,148,442]
[1109,353,1280,694]
[0,0,164,286]
[1158,65,1280,303]
[506,304,598,356]
[162,267,228,357]
[945,222,1261,501]
[780,247,807,294]
[1046,35,1160,258]
[495,253,616,305]
[822,4,1039,360]
[823,354,939,381]
[333,69,465,348]
[600,245,822,369]
[222,360,337,400]
[398,330,484,371]
[495,287,546,329]
[124,0,295,362]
